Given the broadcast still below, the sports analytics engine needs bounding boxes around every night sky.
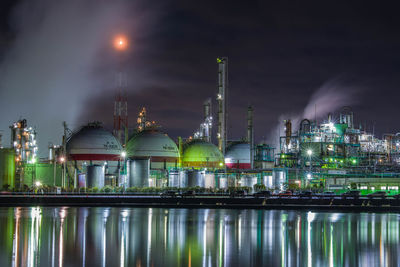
[0,0,400,155]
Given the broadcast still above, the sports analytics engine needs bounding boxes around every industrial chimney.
[247,106,254,169]
[217,57,228,154]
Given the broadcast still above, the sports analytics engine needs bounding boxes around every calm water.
[0,207,399,267]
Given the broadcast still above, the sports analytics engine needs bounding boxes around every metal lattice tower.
[113,72,128,146]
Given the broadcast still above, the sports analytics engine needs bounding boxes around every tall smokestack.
[247,106,254,169]
[217,57,228,154]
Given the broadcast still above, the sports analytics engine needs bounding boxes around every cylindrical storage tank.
[187,170,205,187]
[224,142,251,169]
[219,177,228,189]
[168,170,188,188]
[129,159,150,187]
[168,171,180,187]
[105,174,116,187]
[86,165,105,188]
[179,170,188,188]
[78,173,86,188]
[240,175,258,191]
[217,173,232,189]
[272,170,286,190]
[204,172,216,188]
[263,175,273,188]
[0,149,15,189]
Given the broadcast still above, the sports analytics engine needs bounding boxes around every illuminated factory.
[1,57,400,193]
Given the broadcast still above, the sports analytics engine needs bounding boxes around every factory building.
[278,108,400,170]
[6,58,400,194]
[276,107,400,190]
[66,122,123,188]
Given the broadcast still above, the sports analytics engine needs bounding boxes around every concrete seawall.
[1,195,400,212]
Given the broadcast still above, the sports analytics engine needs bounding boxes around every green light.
[352,159,357,164]
[217,58,222,63]
[281,154,285,159]
[219,162,223,167]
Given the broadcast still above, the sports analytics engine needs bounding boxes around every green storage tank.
[0,149,15,189]
[182,140,224,169]
[23,163,62,187]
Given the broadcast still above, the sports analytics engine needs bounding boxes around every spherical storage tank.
[224,142,251,169]
[67,124,123,161]
[126,130,179,169]
[66,124,123,182]
[182,140,224,169]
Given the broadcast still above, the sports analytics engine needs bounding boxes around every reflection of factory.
[3,58,400,192]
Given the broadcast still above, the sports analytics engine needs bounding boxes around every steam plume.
[0,0,156,156]
[269,77,361,149]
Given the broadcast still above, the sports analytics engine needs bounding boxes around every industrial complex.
[1,57,400,195]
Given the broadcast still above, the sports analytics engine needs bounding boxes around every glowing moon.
[114,35,128,51]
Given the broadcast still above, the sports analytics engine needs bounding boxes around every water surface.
[0,207,399,266]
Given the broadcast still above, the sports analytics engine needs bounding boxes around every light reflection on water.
[0,207,399,266]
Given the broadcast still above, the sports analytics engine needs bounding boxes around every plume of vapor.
[0,0,158,156]
[268,77,361,149]
[302,78,359,121]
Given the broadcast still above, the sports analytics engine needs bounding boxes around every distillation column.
[202,98,212,143]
